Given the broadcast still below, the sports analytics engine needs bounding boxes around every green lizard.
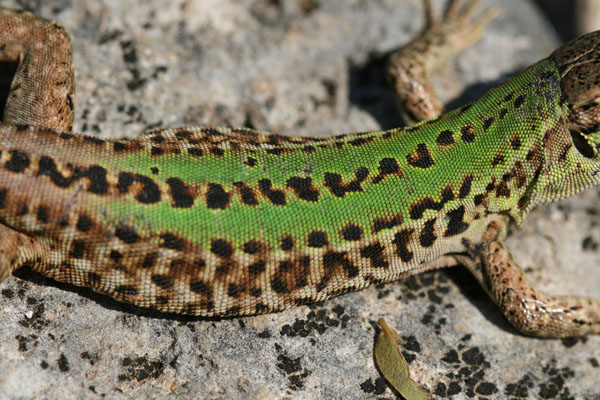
[0,1,598,339]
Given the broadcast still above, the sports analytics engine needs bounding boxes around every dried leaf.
[375,318,428,400]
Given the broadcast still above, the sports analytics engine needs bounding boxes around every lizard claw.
[424,0,500,53]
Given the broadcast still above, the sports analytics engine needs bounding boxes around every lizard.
[0,1,598,339]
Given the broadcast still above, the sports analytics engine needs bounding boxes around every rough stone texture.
[0,1,598,399]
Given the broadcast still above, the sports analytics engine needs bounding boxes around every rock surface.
[0,1,598,399]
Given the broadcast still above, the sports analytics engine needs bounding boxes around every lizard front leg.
[387,0,498,123]
[458,219,600,338]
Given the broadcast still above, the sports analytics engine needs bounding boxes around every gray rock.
[0,0,598,399]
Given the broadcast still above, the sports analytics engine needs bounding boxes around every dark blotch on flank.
[360,242,389,268]
[160,232,184,251]
[409,187,454,220]
[206,183,231,209]
[280,235,294,251]
[324,167,369,197]
[37,156,72,187]
[323,251,359,278]
[141,252,158,269]
[189,280,212,296]
[419,218,437,247]
[373,158,401,184]
[211,238,234,258]
[258,179,286,206]
[499,108,508,119]
[341,223,363,241]
[243,240,260,254]
[349,137,372,146]
[166,177,194,208]
[482,117,495,130]
[248,261,266,275]
[5,150,30,173]
[392,229,414,262]
[151,146,164,156]
[444,206,469,237]
[88,272,102,285]
[491,153,505,166]
[234,182,258,206]
[188,147,203,157]
[514,94,526,108]
[286,176,319,202]
[0,188,7,208]
[109,250,122,261]
[69,240,85,259]
[175,130,193,139]
[458,174,474,199]
[244,157,257,167]
[372,213,403,233]
[461,123,476,143]
[307,231,328,248]
[510,135,521,150]
[152,274,173,289]
[210,147,225,156]
[406,143,435,168]
[115,225,140,244]
[86,165,109,194]
[495,181,511,198]
[436,130,455,146]
[134,174,161,203]
[117,172,135,193]
[36,206,49,223]
[113,142,128,152]
[115,285,138,296]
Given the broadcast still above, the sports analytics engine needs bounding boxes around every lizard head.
[552,30,600,158]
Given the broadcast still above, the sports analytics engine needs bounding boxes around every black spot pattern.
[372,158,402,184]
[419,218,437,247]
[324,167,369,197]
[436,130,455,146]
[360,243,389,268]
[461,123,476,143]
[482,117,495,130]
[115,225,140,244]
[372,214,404,233]
[458,174,474,199]
[5,150,30,172]
[392,229,414,262]
[206,184,231,209]
[406,143,435,168]
[166,177,194,208]
[444,206,469,237]
[341,224,363,241]
[308,231,328,248]
[233,182,258,206]
[286,177,320,202]
[211,239,233,258]
[409,186,454,219]
[160,233,184,251]
[258,179,286,205]
[243,240,260,254]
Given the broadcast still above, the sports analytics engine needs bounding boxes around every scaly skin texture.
[0,2,598,338]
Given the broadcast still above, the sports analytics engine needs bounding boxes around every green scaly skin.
[0,3,598,338]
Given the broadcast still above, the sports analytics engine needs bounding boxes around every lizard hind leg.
[464,220,600,338]
[0,7,75,132]
[0,224,44,284]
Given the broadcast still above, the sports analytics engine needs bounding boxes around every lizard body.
[0,2,599,338]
